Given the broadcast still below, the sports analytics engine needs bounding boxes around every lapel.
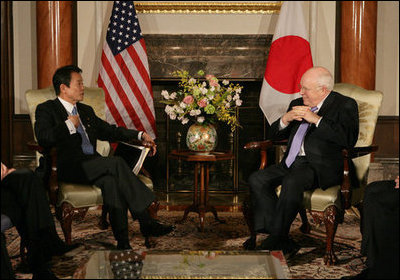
[54,98,69,120]
[316,91,336,117]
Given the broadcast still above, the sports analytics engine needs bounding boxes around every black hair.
[52,65,82,95]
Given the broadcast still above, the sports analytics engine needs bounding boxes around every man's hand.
[1,162,16,181]
[395,176,399,189]
[282,106,320,125]
[141,132,157,156]
[68,115,80,128]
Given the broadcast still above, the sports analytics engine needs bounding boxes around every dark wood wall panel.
[1,1,14,166]
[373,116,399,158]
[12,116,35,158]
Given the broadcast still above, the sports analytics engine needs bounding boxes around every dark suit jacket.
[269,91,359,190]
[34,98,139,181]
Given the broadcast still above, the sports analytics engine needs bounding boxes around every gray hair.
[314,66,334,92]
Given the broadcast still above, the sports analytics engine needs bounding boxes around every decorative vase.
[186,123,217,154]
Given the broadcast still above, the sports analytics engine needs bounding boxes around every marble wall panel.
[144,34,272,80]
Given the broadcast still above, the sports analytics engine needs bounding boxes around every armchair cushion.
[137,174,153,190]
[58,182,103,208]
[333,83,382,187]
[275,185,341,212]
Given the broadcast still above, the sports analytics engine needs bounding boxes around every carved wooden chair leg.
[355,202,364,235]
[148,201,160,220]
[98,205,110,230]
[58,204,74,245]
[242,197,257,250]
[323,205,339,265]
[299,208,311,233]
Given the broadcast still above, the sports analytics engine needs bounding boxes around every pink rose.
[197,98,208,108]
[209,79,219,87]
[183,95,194,104]
[205,74,215,81]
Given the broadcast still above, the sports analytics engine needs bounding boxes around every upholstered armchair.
[25,86,158,246]
[242,83,383,265]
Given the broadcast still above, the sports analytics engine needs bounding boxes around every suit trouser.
[1,169,63,273]
[59,156,155,242]
[248,156,317,237]
[361,180,399,279]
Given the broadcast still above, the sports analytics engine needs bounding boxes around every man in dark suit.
[249,66,359,255]
[1,162,80,279]
[34,65,173,250]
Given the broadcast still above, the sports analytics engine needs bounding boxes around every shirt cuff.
[279,118,288,130]
[138,131,144,140]
[316,116,323,127]
[65,119,76,134]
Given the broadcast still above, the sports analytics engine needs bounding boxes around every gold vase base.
[190,151,212,155]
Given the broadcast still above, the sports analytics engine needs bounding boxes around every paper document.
[120,142,150,175]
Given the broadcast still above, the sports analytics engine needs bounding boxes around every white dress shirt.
[58,97,144,140]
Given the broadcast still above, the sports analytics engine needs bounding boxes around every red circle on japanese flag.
[265,35,313,94]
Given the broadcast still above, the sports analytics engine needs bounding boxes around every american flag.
[98,1,156,139]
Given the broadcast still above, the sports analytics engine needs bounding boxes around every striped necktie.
[72,106,94,155]
[285,106,318,168]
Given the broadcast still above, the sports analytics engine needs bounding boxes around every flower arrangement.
[160,70,243,131]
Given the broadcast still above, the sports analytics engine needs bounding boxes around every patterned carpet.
[5,209,365,279]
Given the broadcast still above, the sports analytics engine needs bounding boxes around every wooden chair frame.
[242,139,377,265]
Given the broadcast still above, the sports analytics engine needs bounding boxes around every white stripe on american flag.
[120,45,155,123]
[99,60,132,128]
[130,42,155,113]
[103,43,155,136]
[135,41,150,73]
[100,47,144,131]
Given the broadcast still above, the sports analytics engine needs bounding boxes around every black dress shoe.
[341,269,369,279]
[32,268,59,279]
[257,235,299,259]
[140,219,174,237]
[256,228,270,234]
[243,236,257,250]
[256,235,281,250]
[282,239,300,260]
[116,241,132,250]
[52,242,82,256]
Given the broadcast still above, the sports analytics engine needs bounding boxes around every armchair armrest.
[122,139,155,148]
[243,140,288,170]
[342,145,378,159]
[340,145,378,209]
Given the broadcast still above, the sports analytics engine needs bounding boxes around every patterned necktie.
[285,106,318,168]
[72,106,94,155]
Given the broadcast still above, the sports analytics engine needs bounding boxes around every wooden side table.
[168,150,235,231]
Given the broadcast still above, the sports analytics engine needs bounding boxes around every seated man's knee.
[281,176,298,190]
[248,171,269,193]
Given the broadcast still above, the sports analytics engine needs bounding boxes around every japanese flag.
[259,1,313,125]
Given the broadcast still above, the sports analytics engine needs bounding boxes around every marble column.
[340,1,377,90]
[36,1,73,89]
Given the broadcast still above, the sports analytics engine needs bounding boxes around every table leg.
[204,164,225,224]
[199,163,205,232]
[176,163,200,224]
